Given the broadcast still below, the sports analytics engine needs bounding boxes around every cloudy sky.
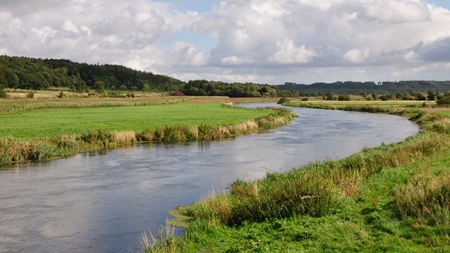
[1,0,450,84]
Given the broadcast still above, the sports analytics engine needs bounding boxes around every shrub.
[0,89,7,99]
[436,95,450,106]
[277,97,289,104]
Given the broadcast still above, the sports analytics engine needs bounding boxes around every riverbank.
[144,100,450,252]
[0,96,291,166]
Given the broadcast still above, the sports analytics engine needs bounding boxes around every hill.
[0,55,182,93]
[278,80,450,96]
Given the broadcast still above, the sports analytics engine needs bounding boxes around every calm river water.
[0,104,419,253]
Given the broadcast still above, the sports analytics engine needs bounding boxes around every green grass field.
[144,100,450,253]
[0,97,289,165]
[0,103,275,139]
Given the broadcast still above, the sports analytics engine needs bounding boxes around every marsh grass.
[394,171,450,225]
[142,224,179,253]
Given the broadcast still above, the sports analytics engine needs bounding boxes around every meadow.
[0,95,290,165]
[144,99,450,253]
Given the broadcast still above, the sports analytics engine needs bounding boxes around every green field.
[0,97,292,165]
[0,103,276,139]
[144,101,450,253]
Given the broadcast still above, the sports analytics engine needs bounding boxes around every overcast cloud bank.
[1,0,449,84]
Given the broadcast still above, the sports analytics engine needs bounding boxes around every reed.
[111,131,137,144]
[142,224,179,253]
[183,188,233,226]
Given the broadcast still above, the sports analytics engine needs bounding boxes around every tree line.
[0,55,182,94]
[279,81,450,96]
[2,55,450,101]
[180,79,282,98]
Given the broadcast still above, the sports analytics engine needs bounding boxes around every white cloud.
[364,0,430,23]
[222,55,256,65]
[1,0,450,84]
[269,39,318,64]
[342,48,370,63]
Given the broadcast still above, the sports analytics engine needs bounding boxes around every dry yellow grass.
[112,131,137,144]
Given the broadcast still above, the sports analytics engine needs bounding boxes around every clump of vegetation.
[0,89,7,99]
[394,171,450,225]
[27,91,34,98]
[436,94,450,106]
[277,97,289,104]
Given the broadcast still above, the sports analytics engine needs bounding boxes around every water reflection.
[0,104,419,253]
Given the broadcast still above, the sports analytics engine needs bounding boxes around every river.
[0,104,419,253]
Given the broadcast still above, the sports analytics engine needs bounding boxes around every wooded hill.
[278,81,450,96]
[2,55,450,98]
[0,55,283,98]
[0,55,182,93]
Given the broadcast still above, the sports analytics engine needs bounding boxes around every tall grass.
[142,224,179,253]
[394,171,450,225]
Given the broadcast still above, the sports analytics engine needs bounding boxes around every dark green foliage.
[326,91,334,100]
[436,95,450,106]
[427,90,436,101]
[180,79,280,97]
[278,80,450,96]
[338,94,350,101]
[277,97,289,104]
[0,55,182,92]
[0,89,7,99]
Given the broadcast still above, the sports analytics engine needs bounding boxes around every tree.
[371,92,378,100]
[436,94,450,106]
[361,90,367,99]
[326,92,334,100]
[4,69,19,90]
[427,90,436,101]
[0,83,7,98]
[338,94,351,101]
[414,92,426,101]
[94,81,105,94]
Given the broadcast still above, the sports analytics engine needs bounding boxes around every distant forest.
[0,55,182,93]
[1,55,450,98]
[278,81,450,97]
[0,55,282,97]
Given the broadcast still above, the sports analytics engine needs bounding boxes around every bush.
[277,97,289,104]
[436,96,450,106]
[0,89,7,99]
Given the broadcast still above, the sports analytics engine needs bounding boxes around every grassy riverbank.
[144,100,450,253]
[0,96,292,166]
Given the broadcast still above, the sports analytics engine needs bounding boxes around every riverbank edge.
[144,101,450,252]
[0,103,296,167]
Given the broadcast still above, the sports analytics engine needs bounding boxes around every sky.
[1,0,450,85]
